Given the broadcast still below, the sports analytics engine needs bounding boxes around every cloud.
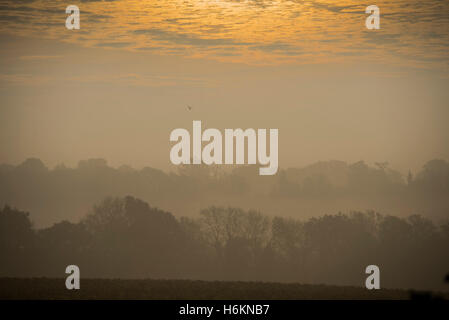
[66,72,214,87]
[310,1,360,14]
[0,0,448,66]
[0,73,51,86]
[19,55,63,60]
[134,28,253,47]
[95,42,132,48]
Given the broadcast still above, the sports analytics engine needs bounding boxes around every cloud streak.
[0,0,447,66]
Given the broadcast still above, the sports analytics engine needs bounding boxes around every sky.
[0,0,448,173]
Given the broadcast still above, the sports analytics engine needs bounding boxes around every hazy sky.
[0,0,448,173]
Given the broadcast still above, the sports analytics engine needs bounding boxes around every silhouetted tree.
[0,205,35,276]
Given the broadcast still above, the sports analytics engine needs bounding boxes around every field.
[0,278,428,300]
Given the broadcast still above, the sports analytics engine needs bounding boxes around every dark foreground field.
[1,278,438,300]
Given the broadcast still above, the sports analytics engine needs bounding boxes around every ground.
[0,278,425,300]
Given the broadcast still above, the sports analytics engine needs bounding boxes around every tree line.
[1,196,448,291]
[0,158,448,226]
